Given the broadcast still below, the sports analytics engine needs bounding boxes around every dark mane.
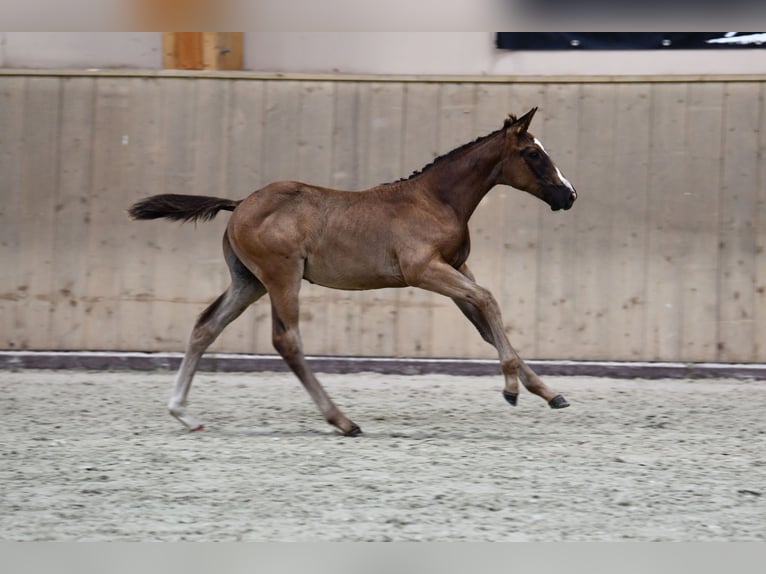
[389,117,515,184]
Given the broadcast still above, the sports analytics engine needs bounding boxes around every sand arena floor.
[1,369,764,541]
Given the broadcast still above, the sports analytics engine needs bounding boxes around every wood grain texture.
[3,74,765,363]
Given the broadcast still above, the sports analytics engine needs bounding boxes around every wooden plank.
[48,77,96,350]
[17,77,60,349]
[221,79,267,353]
[469,83,521,360]
[570,83,618,359]
[430,83,478,358]
[491,91,540,363]
[329,81,361,191]
[356,82,405,357]
[202,33,244,71]
[0,77,27,349]
[118,78,165,352]
[293,81,335,355]
[535,83,579,359]
[755,83,766,361]
[81,78,133,350]
[164,33,244,71]
[164,33,204,70]
[492,84,549,361]
[717,82,760,362]
[166,78,233,353]
[9,75,766,363]
[323,81,361,356]
[679,82,725,361]
[395,83,442,358]
[188,77,232,350]
[147,78,201,352]
[607,82,652,359]
[644,83,689,360]
[255,80,302,351]
[6,69,766,85]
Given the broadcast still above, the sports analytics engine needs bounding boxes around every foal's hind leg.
[168,241,266,430]
[259,262,360,436]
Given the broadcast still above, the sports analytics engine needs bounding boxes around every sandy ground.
[0,369,765,541]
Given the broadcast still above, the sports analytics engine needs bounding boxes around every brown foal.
[129,107,577,436]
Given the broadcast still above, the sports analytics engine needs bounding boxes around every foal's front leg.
[452,264,569,408]
[412,260,568,408]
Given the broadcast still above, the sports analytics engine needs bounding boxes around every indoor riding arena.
[1,32,766,542]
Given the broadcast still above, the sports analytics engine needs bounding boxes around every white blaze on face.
[534,137,576,198]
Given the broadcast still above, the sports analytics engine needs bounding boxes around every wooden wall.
[1,72,765,362]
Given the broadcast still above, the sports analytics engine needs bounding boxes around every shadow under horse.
[129,107,577,436]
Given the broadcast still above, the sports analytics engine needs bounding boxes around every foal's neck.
[419,129,505,225]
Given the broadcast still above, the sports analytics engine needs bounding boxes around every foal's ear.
[508,107,538,133]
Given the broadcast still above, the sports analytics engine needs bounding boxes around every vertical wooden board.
[717,82,760,362]
[535,83,579,359]
[468,83,526,360]
[570,83,617,359]
[754,83,766,361]
[294,81,335,355]
[462,84,503,359]
[395,83,442,358]
[118,77,164,351]
[680,82,725,361]
[643,83,689,360]
[496,84,551,360]
[227,80,265,195]
[243,80,302,353]
[608,83,652,359]
[430,82,479,358]
[48,77,95,349]
[506,84,559,360]
[186,78,232,352]
[82,77,134,350]
[17,77,60,349]
[0,77,26,349]
[324,82,361,356]
[357,82,405,357]
[148,78,200,351]
[501,85,543,360]
[330,82,361,191]
[221,79,267,353]
[261,80,301,182]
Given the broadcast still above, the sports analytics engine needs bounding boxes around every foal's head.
[500,108,577,211]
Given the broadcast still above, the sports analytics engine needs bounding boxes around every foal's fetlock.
[169,402,204,431]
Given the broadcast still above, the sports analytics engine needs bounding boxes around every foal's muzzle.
[547,186,577,211]
[563,189,577,210]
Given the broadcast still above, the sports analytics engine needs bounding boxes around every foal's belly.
[303,255,406,290]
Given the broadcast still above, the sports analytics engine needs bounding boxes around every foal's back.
[227,180,445,290]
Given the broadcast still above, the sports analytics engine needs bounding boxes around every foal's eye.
[527,149,541,160]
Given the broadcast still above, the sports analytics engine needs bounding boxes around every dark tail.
[128,194,242,223]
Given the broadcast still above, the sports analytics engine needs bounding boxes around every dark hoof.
[502,391,518,406]
[549,394,570,409]
[344,424,363,437]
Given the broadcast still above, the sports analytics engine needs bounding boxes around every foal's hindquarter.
[157,110,574,436]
